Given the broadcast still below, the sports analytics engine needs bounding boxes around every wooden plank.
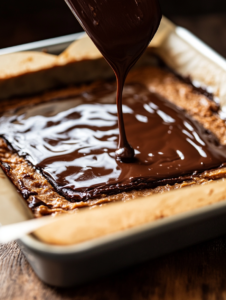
[1,238,226,300]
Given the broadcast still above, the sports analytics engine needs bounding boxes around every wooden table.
[2,237,226,299]
[1,14,226,300]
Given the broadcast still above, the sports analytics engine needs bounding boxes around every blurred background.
[0,0,226,56]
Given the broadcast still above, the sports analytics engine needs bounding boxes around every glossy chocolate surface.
[1,82,226,201]
[65,0,162,161]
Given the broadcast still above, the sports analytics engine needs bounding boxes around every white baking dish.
[1,17,226,287]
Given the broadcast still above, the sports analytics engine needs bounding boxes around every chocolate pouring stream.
[1,2,226,204]
[64,0,162,162]
[2,3,226,246]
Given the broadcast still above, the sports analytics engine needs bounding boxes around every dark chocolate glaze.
[1,82,226,202]
[65,0,162,161]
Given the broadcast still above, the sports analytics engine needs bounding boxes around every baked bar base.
[1,66,226,217]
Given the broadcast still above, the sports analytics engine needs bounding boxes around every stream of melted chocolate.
[1,82,226,202]
[65,0,162,162]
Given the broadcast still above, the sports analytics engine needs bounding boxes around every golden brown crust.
[34,178,226,246]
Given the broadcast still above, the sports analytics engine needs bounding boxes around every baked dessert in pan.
[1,43,226,219]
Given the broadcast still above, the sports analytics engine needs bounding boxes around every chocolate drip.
[65,0,162,161]
[1,82,226,202]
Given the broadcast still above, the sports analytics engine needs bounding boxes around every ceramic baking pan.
[1,17,226,287]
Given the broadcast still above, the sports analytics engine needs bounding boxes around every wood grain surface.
[1,14,226,300]
[2,237,226,300]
